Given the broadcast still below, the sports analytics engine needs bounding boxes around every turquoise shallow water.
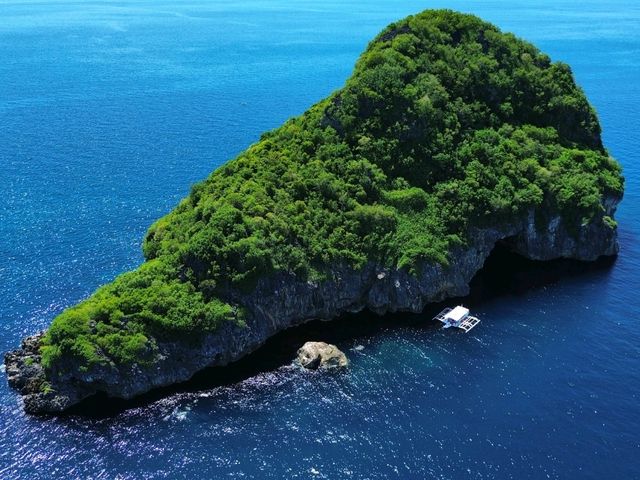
[1,0,640,478]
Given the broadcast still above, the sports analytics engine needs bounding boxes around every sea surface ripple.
[1,0,639,478]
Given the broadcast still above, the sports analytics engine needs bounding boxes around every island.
[5,9,623,414]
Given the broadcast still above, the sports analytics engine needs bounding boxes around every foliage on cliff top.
[40,10,623,372]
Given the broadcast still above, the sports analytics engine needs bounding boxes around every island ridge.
[5,9,623,413]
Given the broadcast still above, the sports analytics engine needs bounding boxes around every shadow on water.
[66,243,616,418]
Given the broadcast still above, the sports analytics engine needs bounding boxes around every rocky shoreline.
[5,201,620,414]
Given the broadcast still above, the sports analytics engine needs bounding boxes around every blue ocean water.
[1,0,639,477]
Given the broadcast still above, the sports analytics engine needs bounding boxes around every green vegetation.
[40,10,623,373]
[40,382,54,395]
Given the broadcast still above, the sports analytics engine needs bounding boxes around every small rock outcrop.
[297,342,349,369]
[4,333,82,414]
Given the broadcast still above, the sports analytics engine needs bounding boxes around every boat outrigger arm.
[433,306,480,333]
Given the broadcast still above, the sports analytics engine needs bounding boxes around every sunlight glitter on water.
[1,0,640,478]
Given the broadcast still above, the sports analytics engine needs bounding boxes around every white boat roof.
[444,306,469,322]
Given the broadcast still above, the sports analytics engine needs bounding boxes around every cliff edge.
[6,10,623,414]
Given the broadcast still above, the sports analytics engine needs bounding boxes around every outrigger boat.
[433,305,480,333]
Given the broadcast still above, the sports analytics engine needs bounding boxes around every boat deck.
[433,306,481,333]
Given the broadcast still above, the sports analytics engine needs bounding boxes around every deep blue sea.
[1,0,639,478]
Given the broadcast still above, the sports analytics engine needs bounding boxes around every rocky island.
[6,10,623,414]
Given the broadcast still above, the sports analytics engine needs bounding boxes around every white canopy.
[444,306,469,322]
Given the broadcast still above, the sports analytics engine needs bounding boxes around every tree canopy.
[40,10,623,373]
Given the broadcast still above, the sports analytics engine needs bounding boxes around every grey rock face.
[297,342,349,369]
[4,201,620,414]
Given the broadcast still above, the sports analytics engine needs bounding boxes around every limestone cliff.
[6,198,619,414]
